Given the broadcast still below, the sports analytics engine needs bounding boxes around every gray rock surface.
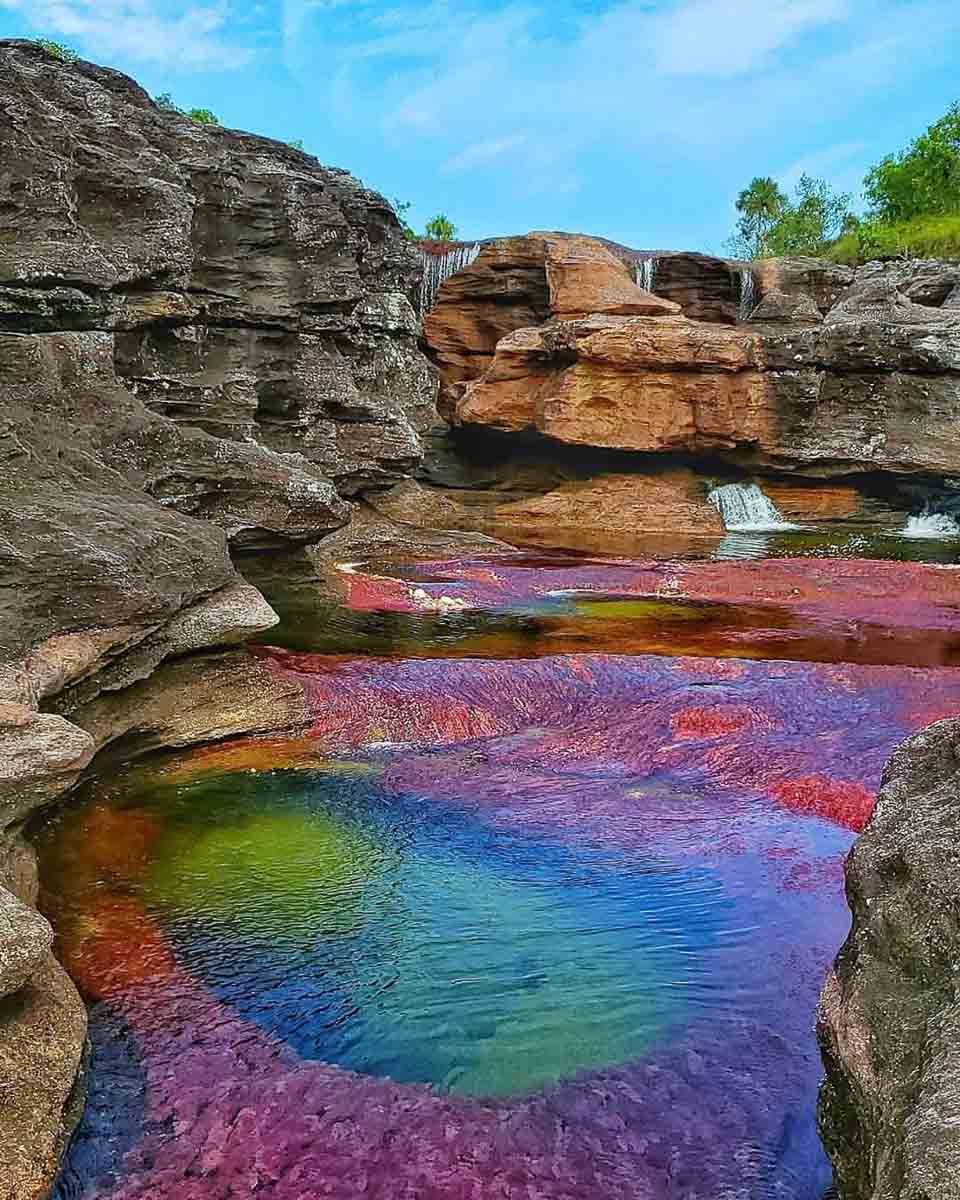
[819,720,960,1200]
[0,40,438,1198]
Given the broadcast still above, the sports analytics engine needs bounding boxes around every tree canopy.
[725,175,851,259]
[728,100,960,263]
[865,103,960,223]
[424,214,458,241]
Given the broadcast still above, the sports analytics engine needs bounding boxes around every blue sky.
[1,0,958,252]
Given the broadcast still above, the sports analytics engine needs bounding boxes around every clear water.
[37,519,960,1200]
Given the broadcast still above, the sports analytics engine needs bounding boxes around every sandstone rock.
[535,233,681,319]
[454,305,960,477]
[762,483,861,521]
[753,257,855,314]
[424,233,677,417]
[0,40,435,496]
[457,316,772,454]
[0,954,86,1200]
[854,259,960,308]
[0,887,53,999]
[818,720,960,1200]
[0,706,94,829]
[62,649,312,759]
[370,469,724,557]
[748,288,823,324]
[643,252,743,324]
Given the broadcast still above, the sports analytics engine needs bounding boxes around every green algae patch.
[572,597,712,622]
[145,807,389,942]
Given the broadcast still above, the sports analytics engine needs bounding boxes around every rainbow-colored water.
[39,548,960,1199]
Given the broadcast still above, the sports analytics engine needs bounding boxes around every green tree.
[155,93,181,113]
[725,177,787,259]
[725,174,852,259]
[424,214,458,241]
[187,108,221,126]
[865,102,960,222]
[31,39,78,61]
[765,175,853,256]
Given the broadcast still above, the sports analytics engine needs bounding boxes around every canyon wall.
[410,236,960,552]
[0,39,436,1198]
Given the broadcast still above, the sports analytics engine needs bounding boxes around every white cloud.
[645,0,851,77]
[442,134,529,174]
[0,0,252,69]
[282,0,960,210]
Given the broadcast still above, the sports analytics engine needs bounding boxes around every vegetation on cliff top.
[729,101,960,263]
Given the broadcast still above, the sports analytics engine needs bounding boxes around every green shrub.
[726,175,852,259]
[826,214,960,264]
[32,39,78,62]
[187,108,221,126]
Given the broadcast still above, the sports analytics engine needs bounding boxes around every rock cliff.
[429,235,960,479]
[818,720,960,1200]
[0,39,436,1198]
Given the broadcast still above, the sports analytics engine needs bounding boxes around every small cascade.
[737,267,756,322]
[635,255,658,294]
[902,509,960,538]
[708,483,798,533]
[418,243,481,314]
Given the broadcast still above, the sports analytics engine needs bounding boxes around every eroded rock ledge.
[0,38,437,1199]
[819,720,960,1200]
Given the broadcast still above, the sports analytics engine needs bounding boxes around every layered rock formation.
[424,233,678,419]
[818,720,960,1200]
[428,235,960,479]
[0,38,436,1198]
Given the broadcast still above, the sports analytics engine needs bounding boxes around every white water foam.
[635,255,658,294]
[708,483,799,533]
[902,511,960,539]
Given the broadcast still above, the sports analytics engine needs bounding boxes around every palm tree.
[734,177,787,258]
[425,214,458,241]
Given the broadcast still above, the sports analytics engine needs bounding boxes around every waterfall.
[902,509,960,538]
[635,255,658,293]
[418,243,482,314]
[708,483,798,532]
[738,267,756,322]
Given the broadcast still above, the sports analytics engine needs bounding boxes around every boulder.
[424,233,678,417]
[644,252,744,324]
[819,720,960,1200]
[453,305,960,477]
[748,288,823,324]
[753,257,855,314]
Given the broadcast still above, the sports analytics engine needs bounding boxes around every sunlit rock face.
[424,234,960,481]
[424,233,677,419]
[450,305,960,477]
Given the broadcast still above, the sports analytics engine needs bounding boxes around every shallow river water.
[38,529,960,1199]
